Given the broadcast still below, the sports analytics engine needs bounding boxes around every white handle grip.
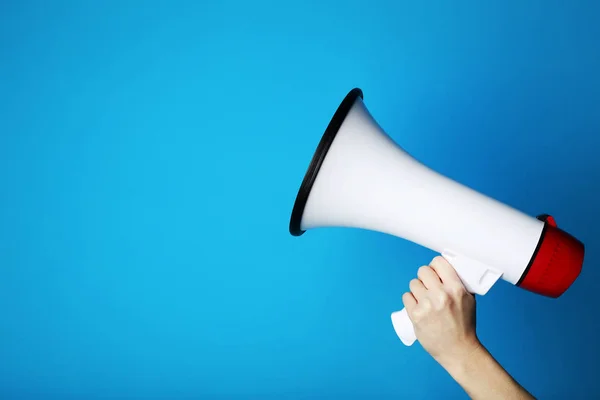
[390,251,503,346]
[391,308,417,346]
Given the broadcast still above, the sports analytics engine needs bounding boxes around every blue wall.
[1,1,599,398]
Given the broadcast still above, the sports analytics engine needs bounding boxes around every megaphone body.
[289,88,584,346]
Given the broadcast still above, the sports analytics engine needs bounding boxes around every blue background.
[1,1,599,398]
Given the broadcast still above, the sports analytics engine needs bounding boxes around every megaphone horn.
[289,88,584,346]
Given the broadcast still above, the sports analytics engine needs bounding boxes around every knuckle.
[419,297,432,311]
[411,309,425,323]
[409,278,420,289]
[412,298,433,323]
[435,291,450,308]
[450,285,466,297]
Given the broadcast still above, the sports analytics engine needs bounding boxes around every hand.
[401,256,482,368]
[403,256,536,399]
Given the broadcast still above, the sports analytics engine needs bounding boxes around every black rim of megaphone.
[289,87,364,236]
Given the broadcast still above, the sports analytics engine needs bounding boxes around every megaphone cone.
[289,88,584,346]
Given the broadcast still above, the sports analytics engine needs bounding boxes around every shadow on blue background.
[1,1,599,399]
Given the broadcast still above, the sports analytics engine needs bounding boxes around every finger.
[409,278,427,301]
[417,265,442,289]
[402,292,417,312]
[429,256,463,286]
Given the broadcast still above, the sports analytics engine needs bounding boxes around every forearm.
[438,344,535,400]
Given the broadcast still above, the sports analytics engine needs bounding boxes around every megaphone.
[289,88,584,346]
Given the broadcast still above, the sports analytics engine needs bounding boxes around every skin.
[402,256,536,400]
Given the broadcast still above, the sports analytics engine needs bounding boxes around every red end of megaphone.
[517,215,584,298]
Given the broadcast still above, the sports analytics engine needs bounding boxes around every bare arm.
[402,256,535,400]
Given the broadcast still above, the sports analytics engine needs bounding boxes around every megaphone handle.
[391,252,503,346]
[390,308,417,346]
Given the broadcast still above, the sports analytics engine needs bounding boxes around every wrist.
[434,337,486,378]
[434,340,534,399]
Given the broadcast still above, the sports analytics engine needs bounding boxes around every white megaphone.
[289,88,585,346]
